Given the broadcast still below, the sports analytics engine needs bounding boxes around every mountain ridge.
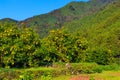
[63,0,120,57]
[0,0,116,37]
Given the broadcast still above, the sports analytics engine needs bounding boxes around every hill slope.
[18,0,114,37]
[64,0,120,58]
[0,18,18,24]
[0,0,116,38]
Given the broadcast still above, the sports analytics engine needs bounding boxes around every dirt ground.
[69,75,90,80]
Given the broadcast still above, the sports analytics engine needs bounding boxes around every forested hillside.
[0,0,115,38]
[64,0,120,64]
[0,18,18,24]
[19,0,114,37]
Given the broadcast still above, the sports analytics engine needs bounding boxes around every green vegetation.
[41,28,88,62]
[0,22,117,68]
[0,18,18,24]
[0,23,42,68]
[0,0,120,79]
[64,0,120,65]
[0,0,115,37]
[54,70,120,80]
[0,24,88,68]
[0,63,119,80]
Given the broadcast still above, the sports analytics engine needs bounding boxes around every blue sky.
[0,0,89,21]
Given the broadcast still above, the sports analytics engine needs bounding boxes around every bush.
[102,63,119,71]
[0,23,42,68]
[0,63,119,79]
[70,63,102,74]
[18,71,33,80]
[87,48,115,65]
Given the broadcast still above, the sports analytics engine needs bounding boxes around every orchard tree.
[41,28,88,63]
[0,23,42,68]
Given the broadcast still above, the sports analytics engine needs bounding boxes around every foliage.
[64,0,120,65]
[41,28,88,62]
[70,63,102,74]
[41,72,53,80]
[0,18,18,25]
[0,0,114,38]
[0,63,119,80]
[0,0,120,67]
[0,23,88,68]
[0,23,42,68]
[18,71,33,80]
[86,48,115,65]
[0,0,120,79]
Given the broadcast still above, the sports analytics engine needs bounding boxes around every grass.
[25,67,54,71]
[0,63,119,80]
[53,70,120,80]
[53,75,71,80]
[91,70,120,80]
